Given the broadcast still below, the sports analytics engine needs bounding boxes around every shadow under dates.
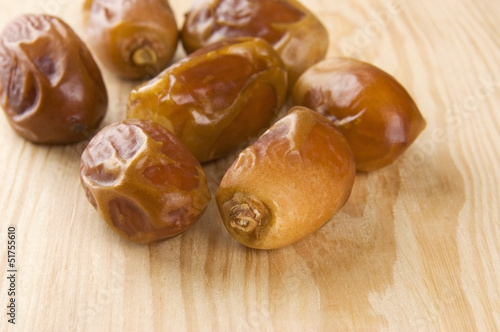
[52,129,100,176]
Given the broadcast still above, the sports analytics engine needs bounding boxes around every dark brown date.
[293,57,427,171]
[83,0,179,79]
[181,0,329,86]
[80,118,211,244]
[127,37,288,163]
[0,14,108,144]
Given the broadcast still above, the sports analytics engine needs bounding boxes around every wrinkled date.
[0,14,108,144]
[80,119,211,244]
[181,0,329,86]
[83,0,179,79]
[127,37,288,163]
[216,106,356,250]
[292,57,427,171]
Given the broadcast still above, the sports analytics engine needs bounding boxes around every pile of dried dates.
[0,0,426,249]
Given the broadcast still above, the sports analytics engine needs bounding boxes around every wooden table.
[1,0,499,331]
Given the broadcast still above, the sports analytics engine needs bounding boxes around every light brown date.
[292,57,427,171]
[216,106,356,249]
[181,0,329,86]
[80,119,211,244]
[0,14,108,144]
[83,0,179,79]
[127,37,288,163]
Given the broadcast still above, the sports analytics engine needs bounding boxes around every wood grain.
[1,0,499,331]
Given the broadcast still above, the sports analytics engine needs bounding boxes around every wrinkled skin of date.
[216,106,356,250]
[292,57,427,172]
[0,14,108,144]
[127,37,288,163]
[80,119,211,244]
[181,0,329,86]
[83,0,178,79]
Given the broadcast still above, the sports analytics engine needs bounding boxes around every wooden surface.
[1,0,499,331]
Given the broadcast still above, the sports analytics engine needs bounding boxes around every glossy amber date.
[127,37,288,163]
[181,0,329,86]
[216,106,356,249]
[292,57,427,171]
[0,14,108,144]
[80,119,211,244]
[83,0,178,79]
